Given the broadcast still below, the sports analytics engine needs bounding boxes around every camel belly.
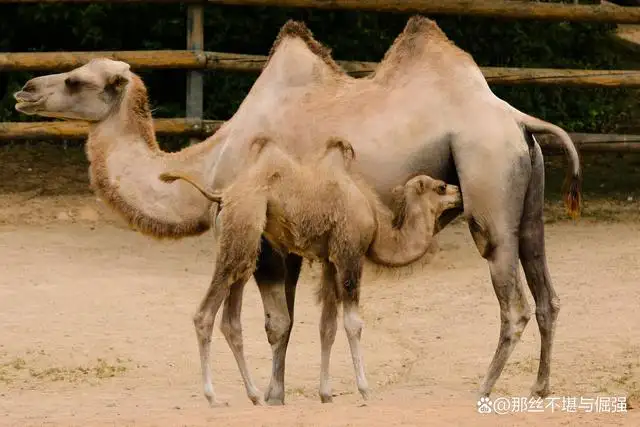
[349,132,457,206]
[262,216,331,261]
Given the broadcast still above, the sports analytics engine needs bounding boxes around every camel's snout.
[14,90,40,103]
[14,79,46,113]
[443,184,462,209]
[14,80,41,101]
[447,184,461,197]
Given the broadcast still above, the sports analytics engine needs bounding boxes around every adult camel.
[14,16,580,406]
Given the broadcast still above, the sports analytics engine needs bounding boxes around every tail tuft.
[562,173,582,219]
[158,172,179,183]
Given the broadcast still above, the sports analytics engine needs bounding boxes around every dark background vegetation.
[1,1,640,209]
[1,1,639,131]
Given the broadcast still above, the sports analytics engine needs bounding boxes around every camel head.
[393,175,461,228]
[14,58,132,122]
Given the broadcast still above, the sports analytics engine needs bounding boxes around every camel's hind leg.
[220,239,302,407]
[518,139,560,398]
[194,201,266,407]
[455,136,532,397]
[477,234,531,396]
[318,257,369,403]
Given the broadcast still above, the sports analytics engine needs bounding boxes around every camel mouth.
[14,92,45,114]
[15,101,43,115]
[14,90,42,103]
[442,185,463,209]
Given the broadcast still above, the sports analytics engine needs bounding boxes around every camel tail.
[158,172,222,203]
[512,108,582,219]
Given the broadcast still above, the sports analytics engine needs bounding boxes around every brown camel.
[14,15,581,406]
[159,135,461,404]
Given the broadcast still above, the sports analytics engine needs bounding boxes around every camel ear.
[105,73,129,93]
[414,177,427,195]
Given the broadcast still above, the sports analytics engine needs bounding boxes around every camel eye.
[65,77,81,91]
[436,183,447,195]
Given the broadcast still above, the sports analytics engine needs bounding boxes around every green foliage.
[0,3,637,136]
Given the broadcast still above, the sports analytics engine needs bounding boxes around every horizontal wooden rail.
[0,51,207,71]
[2,0,640,24]
[0,119,224,140]
[3,50,640,87]
[2,119,640,152]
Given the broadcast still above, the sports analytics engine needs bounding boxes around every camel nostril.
[22,81,37,93]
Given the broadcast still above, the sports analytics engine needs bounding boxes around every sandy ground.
[0,190,639,427]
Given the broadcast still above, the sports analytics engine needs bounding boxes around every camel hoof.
[475,390,491,402]
[206,396,230,408]
[359,388,371,401]
[530,385,550,399]
[264,388,285,406]
[320,394,334,404]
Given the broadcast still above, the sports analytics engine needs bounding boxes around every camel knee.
[502,308,531,343]
[516,311,531,336]
[220,311,242,347]
[343,306,364,339]
[495,284,531,342]
[193,311,215,342]
[265,313,291,346]
[320,303,338,343]
[535,296,560,331]
[320,321,337,344]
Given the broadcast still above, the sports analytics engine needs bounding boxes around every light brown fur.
[267,20,344,76]
[15,59,223,239]
[87,76,206,238]
[161,134,460,404]
[14,15,581,405]
[160,135,459,270]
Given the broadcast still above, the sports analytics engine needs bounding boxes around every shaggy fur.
[13,15,583,405]
[160,133,461,404]
[86,74,212,239]
[267,19,345,75]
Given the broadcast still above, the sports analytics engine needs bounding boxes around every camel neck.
[84,79,220,239]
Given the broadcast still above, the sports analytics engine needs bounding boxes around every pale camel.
[14,15,582,406]
[159,135,461,404]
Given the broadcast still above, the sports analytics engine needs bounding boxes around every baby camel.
[160,135,461,404]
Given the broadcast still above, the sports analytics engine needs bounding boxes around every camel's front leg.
[342,301,369,401]
[318,262,339,403]
[338,261,370,401]
[254,239,302,406]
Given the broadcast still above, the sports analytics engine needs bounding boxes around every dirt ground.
[1,142,640,426]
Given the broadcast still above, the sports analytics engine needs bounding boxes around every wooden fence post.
[186,3,204,145]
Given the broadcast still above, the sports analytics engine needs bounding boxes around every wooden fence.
[2,0,640,153]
